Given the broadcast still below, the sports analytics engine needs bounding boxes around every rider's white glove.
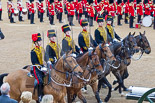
[113,38,118,42]
[80,51,83,54]
[41,67,47,72]
[88,47,94,51]
[71,53,77,58]
[47,61,52,65]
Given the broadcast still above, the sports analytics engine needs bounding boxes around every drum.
[14,10,19,16]
[135,23,141,29]
[142,16,152,27]
[22,9,27,15]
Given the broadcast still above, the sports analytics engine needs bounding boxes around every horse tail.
[22,65,30,69]
[0,73,9,95]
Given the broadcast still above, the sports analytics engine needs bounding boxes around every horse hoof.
[121,92,125,97]
[113,80,117,85]
[104,96,110,102]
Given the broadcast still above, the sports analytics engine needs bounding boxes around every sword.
[55,28,60,58]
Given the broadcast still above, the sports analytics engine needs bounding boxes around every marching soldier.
[103,0,109,17]
[30,0,35,24]
[77,0,83,23]
[26,0,31,19]
[144,0,151,16]
[8,0,15,23]
[117,0,123,25]
[57,0,63,23]
[149,0,153,16]
[17,0,23,21]
[78,19,97,53]
[0,0,2,21]
[45,0,49,17]
[105,15,122,43]
[61,24,80,55]
[108,0,115,26]
[48,0,55,25]
[45,30,60,64]
[129,0,135,28]
[68,0,75,26]
[94,15,107,44]
[136,0,143,23]
[31,33,45,102]
[36,0,40,18]
[39,0,44,22]
[88,0,95,26]
[124,0,129,24]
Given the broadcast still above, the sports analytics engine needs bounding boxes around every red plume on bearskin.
[80,19,83,26]
[32,33,38,42]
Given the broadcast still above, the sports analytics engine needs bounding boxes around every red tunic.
[77,1,83,13]
[0,1,2,11]
[57,1,63,13]
[48,3,54,15]
[129,3,134,16]
[144,4,151,15]
[26,1,30,10]
[109,5,115,16]
[17,1,22,12]
[117,5,123,15]
[124,3,129,13]
[39,2,44,13]
[153,5,155,17]
[68,3,75,15]
[137,4,143,15]
[88,6,94,17]
[30,3,35,13]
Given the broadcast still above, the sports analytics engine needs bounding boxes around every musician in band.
[48,0,55,25]
[17,0,23,21]
[129,0,135,28]
[30,0,35,24]
[8,0,15,23]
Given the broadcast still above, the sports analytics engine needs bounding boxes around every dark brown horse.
[113,31,151,91]
[97,32,139,102]
[0,54,83,103]
[67,43,116,103]
[111,32,140,93]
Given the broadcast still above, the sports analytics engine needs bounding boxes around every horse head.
[138,31,151,54]
[62,53,83,75]
[123,32,139,55]
[86,48,103,75]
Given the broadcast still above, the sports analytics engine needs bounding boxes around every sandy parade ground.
[0,0,155,102]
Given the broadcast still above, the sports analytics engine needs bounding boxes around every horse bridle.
[99,44,114,60]
[138,35,150,51]
[62,54,80,73]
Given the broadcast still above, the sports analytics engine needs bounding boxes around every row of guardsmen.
[2,0,155,29]
[30,15,121,101]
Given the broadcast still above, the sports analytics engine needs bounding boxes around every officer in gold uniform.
[78,19,97,53]
[61,24,80,55]
[45,30,60,64]
[94,15,107,44]
[105,15,122,43]
[31,33,45,102]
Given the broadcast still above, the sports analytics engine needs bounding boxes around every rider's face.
[83,26,88,31]
[107,20,112,25]
[98,22,103,27]
[65,31,70,36]
[50,36,56,42]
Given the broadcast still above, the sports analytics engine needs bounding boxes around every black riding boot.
[37,84,44,102]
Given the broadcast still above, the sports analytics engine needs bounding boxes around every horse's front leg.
[77,90,87,103]
[90,82,103,103]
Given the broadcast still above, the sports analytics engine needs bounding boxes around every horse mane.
[76,52,88,62]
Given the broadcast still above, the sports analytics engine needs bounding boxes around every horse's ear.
[133,32,135,36]
[143,31,146,35]
[129,32,131,36]
[139,32,142,35]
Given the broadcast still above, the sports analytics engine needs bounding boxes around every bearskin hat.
[109,0,114,4]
